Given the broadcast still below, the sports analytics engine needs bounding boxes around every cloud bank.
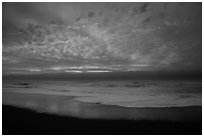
[3,2,202,73]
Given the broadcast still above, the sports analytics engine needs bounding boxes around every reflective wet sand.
[3,92,201,122]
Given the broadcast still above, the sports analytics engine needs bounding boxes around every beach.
[3,91,202,135]
[2,2,202,135]
[3,92,202,122]
[2,79,202,134]
[3,104,202,135]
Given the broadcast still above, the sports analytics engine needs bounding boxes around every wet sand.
[3,105,202,135]
[3,92,202,122]
[2,91,202,134]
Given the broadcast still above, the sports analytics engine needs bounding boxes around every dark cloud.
[131,7,138,16]
[99,11,102,16]
[88,11,95,18]
[76,17,81,22]
[159,12,166,19]
[143,16,152,23]
[163,3,168,9]
[140,3,149,13]
[2,2,202,73]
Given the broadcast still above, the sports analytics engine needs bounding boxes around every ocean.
[3,78,201,114]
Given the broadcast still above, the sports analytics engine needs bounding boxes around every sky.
[2,2,202,74]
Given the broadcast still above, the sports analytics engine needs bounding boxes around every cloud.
[2,2,202,73]
[139,3,149,13]
[88,11,95,18]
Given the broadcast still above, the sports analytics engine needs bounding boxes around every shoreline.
[3,92,202,122]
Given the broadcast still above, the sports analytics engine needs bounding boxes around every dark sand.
[2,105,202,135]
[2,92,202,135]
[3,92,202,121]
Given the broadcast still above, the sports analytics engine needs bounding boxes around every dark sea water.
[3,79,202,107]
[2,72,202,118]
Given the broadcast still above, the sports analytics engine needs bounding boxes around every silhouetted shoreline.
[3,105,202,135]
